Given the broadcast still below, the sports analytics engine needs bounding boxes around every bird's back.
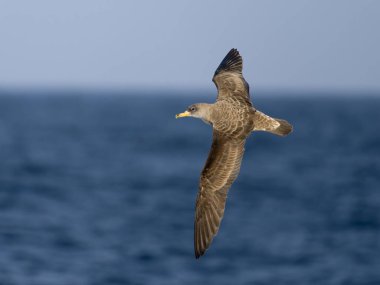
[210,99,255,140]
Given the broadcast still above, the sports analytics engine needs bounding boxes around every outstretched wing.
[194,131,246,258]
[212,48,251,105]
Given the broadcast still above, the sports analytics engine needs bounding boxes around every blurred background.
[0,1,380,284]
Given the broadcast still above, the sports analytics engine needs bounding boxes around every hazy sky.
[0,0,379,91]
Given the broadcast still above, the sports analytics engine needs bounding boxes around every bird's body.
[209,100,254,139]
[176,49,292,258]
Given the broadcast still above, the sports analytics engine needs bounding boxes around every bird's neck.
[197,103,215,125]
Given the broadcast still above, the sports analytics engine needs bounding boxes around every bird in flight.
[176,49,293,259]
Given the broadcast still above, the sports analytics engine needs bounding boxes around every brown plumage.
[176,48,293,259]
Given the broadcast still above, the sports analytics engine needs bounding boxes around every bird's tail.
[252,111,293,137]
[270,119,293,136]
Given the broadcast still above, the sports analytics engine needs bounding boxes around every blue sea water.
[0,91,379,285]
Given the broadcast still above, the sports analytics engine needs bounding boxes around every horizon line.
[0,85,379,97]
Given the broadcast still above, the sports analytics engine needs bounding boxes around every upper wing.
[212,49,251,105]
[194,131,246,258]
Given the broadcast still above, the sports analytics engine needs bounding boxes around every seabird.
[176,49,293,258]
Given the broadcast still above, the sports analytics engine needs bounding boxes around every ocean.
[0,91,379,285]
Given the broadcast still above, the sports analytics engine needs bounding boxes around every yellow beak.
[175,110,191,119]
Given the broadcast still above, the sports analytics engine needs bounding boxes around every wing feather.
[194,131,246,258]
[212,49,251,105]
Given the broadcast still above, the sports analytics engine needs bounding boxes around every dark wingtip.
[195,250,203,259]
[214,48,243,77]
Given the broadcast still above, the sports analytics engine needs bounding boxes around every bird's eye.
[190,107,196,112]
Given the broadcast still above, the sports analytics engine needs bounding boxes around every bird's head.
[176,104,211,121]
